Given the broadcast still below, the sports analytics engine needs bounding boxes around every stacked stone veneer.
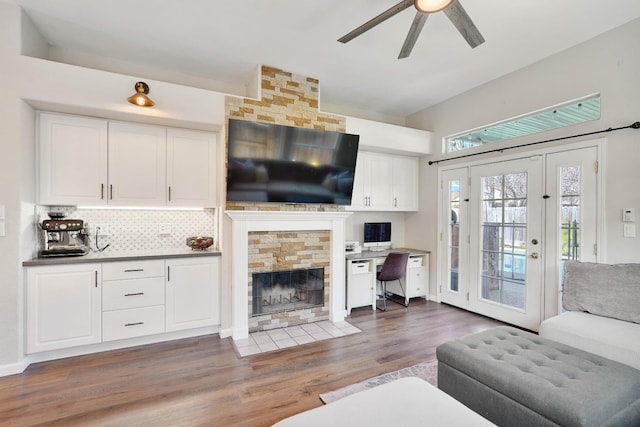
[226,66,346,331]
[248,230,330,332]
[225,65,347,212]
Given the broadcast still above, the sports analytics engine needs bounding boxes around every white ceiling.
[14,0,640,119]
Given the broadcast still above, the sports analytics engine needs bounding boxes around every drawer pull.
[124,269,144,273]
[124,322,144,327]
[124,292,144,297]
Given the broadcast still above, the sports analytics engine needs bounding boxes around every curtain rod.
[428,121,640,166]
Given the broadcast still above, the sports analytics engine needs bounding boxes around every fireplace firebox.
[252,267,324,316]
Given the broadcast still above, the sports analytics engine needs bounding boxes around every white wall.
[405,18,640,296]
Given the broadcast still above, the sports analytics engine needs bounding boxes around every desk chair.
[376,251,410,311]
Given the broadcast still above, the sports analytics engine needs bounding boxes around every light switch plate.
[0,222,5,237]
[0,205,5,220]
[623,223,636,238]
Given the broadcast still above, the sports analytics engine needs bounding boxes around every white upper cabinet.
[108,122,167,206]
[167,128,218,207]
[38,112,218,207]
[348,151,418,212]
[392,155,419,211]
[38,113,108,205]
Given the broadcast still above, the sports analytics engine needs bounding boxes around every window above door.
[445,94,601,153]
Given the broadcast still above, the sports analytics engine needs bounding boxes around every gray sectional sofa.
[539,260,640,370]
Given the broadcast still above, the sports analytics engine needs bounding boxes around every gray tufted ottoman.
[436,326,640,427]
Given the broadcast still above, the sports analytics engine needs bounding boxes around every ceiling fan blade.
[398,12,428,59]
[443,0,485,48]
[338,0,414,43]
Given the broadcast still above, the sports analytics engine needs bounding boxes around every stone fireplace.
[226,210,351,339]
[223,66,351,340]
[252,267,324,316]
[247,229,330,332]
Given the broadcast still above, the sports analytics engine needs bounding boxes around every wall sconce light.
[127,82,155,107]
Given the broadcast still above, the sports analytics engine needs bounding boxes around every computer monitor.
[363,222,391,251]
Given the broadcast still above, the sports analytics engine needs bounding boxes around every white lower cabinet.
[166,257,220,332]
[26,256,220,354]
[346,260,375,313]
[26,264,102,353]
[103,306,165,342]
[102,260,165,342]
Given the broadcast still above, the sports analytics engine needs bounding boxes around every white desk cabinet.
[38,113,108,205]
[26,264,102,353]
[346,260,376,312]
[346,250,429,313]
[386,254,429,300]
[165,257,220,332]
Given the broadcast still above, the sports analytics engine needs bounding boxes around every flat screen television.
[363,222,391,250]
[227,118,360,205]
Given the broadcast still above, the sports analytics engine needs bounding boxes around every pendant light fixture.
[414,0,453,13]
[127,81,155,107]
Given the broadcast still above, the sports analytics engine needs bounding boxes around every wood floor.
[0,301,504,426]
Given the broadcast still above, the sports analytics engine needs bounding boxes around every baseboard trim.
[0,358,31,377]
[8,326,220,376]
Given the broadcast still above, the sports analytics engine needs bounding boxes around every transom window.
[445,94,601,153]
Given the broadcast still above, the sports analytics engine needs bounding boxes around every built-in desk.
[345,248,430,313]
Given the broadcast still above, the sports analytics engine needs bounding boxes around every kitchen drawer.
[351,260,371,274]
[408,256,423,268]
[102,260,164,281]
[103,305,165,342]
[103,277,165,311]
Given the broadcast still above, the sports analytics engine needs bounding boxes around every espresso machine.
[40,214,90,257]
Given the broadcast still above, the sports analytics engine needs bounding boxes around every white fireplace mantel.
[225,210,352,340]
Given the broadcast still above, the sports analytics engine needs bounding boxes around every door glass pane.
[480,173,527,310]
[560,165,581,288]
[448,180,460,292]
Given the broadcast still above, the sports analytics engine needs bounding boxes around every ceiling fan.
[338,0,485,59]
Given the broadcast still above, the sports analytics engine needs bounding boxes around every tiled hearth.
[233,320,361,357]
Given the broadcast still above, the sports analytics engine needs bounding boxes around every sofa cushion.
[563,260,640,323]
[539,311,640,370]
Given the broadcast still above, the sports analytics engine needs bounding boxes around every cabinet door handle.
[394,197,398,207]
[124,322,144,327]
[167,266,170,282]
[124,269,144,273]
[101,184,105,200]
[110,184,113,200]
[124,292,144,297]
[95,271,98,288]
[168,186,171,201]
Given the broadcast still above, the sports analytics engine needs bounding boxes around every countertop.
[23,248,222,267]
[345,247,430,261]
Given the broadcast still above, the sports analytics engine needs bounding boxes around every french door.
[439,143,599,331]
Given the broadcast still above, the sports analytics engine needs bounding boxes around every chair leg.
[398,279,409,307]
[376,280,387,311]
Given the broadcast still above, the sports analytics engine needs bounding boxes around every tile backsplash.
[36,206,216,253]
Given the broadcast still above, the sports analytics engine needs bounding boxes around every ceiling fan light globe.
[414,0,453,13]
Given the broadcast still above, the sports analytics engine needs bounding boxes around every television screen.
[363,222,392,250]
[227,119,360,204]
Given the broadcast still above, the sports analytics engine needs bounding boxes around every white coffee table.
[272,377,496,426]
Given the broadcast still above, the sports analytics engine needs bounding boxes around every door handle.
[530,252,539,259]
